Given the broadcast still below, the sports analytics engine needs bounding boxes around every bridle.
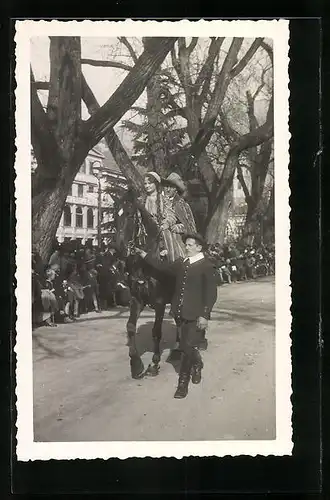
[126,199,165,257]
[126,204,148,256]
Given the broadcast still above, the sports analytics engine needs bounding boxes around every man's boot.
[191,348,203,384]
[174,355,192,399]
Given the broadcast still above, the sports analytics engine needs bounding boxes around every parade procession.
[25,30,281,445]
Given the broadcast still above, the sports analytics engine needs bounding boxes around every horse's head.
[115,187,162,261]
[115,190,142,257]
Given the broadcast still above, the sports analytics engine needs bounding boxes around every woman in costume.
[139,171,186,262]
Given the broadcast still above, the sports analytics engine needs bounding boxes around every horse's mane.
[116,188,161,256]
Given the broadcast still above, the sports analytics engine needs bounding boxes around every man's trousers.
[177,318,203,368]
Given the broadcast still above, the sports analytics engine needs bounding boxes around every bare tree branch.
[81,58,133,71]
[246,90,259,130]
[118,36,138,63]
[164,107,187,119]
[171,44,186,90]
[198,39,226,107]
[213,93,273,206]
[33,81,50,90]
[202,38,243,125]
[177,38,195,103]
[230,38,264,78]
[81,74,145,193]
[217,110,241,143]
[83,37,178,149]
[187,37,199,54]
[194,37,224,90]
[47,37,82,150]
[252,65,271,101]
[30,68,62,191]
[261,41,273,63]
[237,163,252,202]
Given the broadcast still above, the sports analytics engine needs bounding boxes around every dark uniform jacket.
[145,254,217,321]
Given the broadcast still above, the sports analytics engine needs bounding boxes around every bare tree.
[31,36,177,261]
[167,37,273,242]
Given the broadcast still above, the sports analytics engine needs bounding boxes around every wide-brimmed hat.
[182,232,207,249]
[144,171,161,184]
[162,172,186,193]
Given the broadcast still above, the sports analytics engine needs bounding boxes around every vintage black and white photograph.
[15,20,291,460]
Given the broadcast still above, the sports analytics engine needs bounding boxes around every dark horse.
[115,190,180,379]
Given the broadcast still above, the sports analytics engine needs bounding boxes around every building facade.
[55,147,126,246]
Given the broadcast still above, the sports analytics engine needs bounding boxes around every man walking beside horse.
[135,232,217,399]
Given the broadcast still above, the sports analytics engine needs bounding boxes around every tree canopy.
[31,36,274,260]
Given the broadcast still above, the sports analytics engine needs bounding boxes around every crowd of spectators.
[206,241,275,285]
[32,240,130,328]
[32,238,275,328]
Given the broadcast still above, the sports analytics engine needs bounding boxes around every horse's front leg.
[145,302,165,376]
[168,317,182,361]
[126,296,145,379]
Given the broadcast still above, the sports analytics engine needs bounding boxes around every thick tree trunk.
[32,168,77,262]
[242,202,258,245]
[205,188,232,244]
[262,185,275,243]
[145,66,168,175]
[31,37,176,260]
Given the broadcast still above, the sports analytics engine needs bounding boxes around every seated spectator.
[65,262,84,319]
[40,268,59,326]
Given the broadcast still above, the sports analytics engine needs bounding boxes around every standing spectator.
[85,257,100,313]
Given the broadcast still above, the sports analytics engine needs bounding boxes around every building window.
[63,205,71,226]
[88,185,94,193]
[77,184,84,197]
[87,208,94,228]
[76,207,83,228]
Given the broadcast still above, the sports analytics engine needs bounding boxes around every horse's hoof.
[130,356,145,379]
[145,363,160,377]
[152,354,161,365]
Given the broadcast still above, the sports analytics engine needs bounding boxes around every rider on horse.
[139,171,187,262]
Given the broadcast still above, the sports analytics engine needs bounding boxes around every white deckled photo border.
[14,19,291,461]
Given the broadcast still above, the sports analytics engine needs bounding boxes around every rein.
[127,202,161,257]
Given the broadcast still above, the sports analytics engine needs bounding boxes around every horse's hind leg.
[127,296,145,379]
[145,302,165,376]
